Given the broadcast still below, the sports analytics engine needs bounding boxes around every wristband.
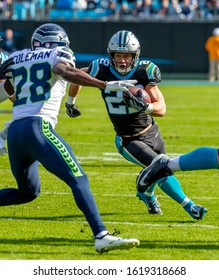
[144,103,154,114]
[0,82,11,103]
[67,96,76,105]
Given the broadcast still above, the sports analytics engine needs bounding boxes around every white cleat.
[95,233,140,253]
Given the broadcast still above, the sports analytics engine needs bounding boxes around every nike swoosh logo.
[137,169,151,187]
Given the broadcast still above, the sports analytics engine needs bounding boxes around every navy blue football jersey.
[87,58,161,136]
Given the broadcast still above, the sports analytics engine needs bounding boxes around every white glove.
[105,80,137,92]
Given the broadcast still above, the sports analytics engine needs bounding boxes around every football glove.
[105,80,137,92]
[123,89,148,112]
[65,103,81,118]
[0,58,14,80]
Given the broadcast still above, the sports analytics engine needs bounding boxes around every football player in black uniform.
[66,30,207,220]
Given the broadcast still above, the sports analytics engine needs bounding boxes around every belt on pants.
[122,124,152,138]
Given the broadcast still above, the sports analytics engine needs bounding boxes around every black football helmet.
[31,23,70,50]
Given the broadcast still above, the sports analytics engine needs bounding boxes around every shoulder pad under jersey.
[55,47,76,67]
[88,58,110,77]
[140,60,161,84]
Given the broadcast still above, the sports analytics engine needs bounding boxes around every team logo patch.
[34,41,40,47]
[154,67,161,81]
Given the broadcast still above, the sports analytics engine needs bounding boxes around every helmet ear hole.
[31,23,70,50]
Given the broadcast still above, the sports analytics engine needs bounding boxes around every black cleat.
[136,154,173,192]
[136,192,163,214]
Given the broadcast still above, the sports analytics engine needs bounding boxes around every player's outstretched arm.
[53,63,107,89]
[53,63,137,91]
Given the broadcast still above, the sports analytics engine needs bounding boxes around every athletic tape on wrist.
[144,103,154,114]
[67,96,76,105]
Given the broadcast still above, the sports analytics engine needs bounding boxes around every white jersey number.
[105,90,136,115]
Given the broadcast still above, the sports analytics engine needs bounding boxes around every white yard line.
[41,192,218,200]
[0,217,218,229]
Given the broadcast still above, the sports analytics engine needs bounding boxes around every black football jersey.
[87,58,161,136]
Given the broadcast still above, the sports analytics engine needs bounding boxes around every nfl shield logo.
[34,42,40,47]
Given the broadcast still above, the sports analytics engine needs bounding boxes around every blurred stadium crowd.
[0,0,218,21]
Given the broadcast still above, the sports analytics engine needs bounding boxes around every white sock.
[168,157,182,172]
[95,230,109,239]
[180,197,190,207]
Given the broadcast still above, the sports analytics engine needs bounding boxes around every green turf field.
[0,83,218,260]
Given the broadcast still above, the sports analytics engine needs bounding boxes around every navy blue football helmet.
[31,23,70,50]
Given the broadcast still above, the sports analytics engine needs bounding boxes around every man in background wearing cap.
[205,27,219,82]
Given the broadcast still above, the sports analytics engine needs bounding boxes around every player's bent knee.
[18,193,38,204]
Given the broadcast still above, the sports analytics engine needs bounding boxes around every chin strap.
[115,66,132,75]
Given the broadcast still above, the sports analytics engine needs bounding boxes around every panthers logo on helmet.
[57,47,76,67]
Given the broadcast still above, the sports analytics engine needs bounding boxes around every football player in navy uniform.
[0,24,140,253]
[66,30,207,220]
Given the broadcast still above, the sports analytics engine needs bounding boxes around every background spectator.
[1,28,16,54]
[205,27,219,81]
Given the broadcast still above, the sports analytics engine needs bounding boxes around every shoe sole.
[96,241,140,254]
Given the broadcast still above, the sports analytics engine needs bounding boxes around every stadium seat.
[75,9,113,19]
[12,3,27,20]
[49,9,74,20]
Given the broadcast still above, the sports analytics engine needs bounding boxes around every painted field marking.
[0,217,218,229]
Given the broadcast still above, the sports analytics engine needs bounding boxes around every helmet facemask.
[109,51,139,75]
